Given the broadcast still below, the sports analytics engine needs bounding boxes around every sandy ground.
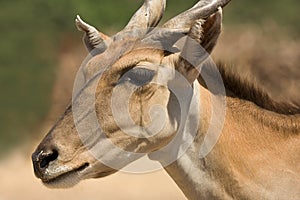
[0,145,186,200]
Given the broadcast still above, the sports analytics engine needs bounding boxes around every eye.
[120,68,155,86]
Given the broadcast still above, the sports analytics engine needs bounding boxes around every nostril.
[39,149,59,169]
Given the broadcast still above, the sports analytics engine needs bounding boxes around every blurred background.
[0,0,299,199]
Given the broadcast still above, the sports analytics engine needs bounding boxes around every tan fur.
[32,1,300,199]
[164,86,300,199]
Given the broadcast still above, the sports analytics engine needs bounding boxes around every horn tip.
[76,15,82,20]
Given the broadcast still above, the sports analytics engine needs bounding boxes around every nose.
[32,148,59,178]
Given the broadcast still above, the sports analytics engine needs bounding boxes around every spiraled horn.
[118,0,166,39]
[75,15,110,52]
[162,0,230,30]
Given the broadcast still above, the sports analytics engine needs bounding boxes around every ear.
[174,8,222,83]
[200,7,223,54]
[75,15,110,53]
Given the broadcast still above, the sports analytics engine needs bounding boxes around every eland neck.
[159,80,300,200]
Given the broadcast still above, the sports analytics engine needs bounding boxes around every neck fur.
[158,80,300,200]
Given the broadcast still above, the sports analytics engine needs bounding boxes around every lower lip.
[42,163,89,184]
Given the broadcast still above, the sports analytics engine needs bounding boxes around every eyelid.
[119,67,156,86]
[130,68,155,76]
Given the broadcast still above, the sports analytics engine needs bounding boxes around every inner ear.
[187,7,222,54]
[170,8,223,84]
[200,7,223,53]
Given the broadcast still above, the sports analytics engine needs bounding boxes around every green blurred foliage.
[0,0,299,155]
[225,0,300,37]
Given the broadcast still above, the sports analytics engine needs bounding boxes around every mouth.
[42,163,90,187]
[92,170,117,178]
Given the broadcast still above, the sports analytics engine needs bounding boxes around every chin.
[41,165,117,189]
[42,170,84,189]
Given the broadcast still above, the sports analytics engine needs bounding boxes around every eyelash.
[119,68,155,86]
